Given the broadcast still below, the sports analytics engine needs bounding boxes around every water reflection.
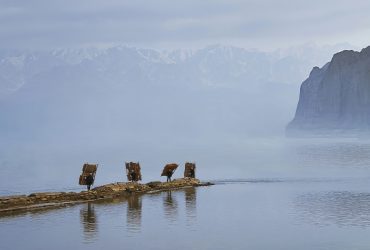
[185,187,197,220]
[163,191,178,222]
[295,191,370,227]
[80,203,98,241]
[126,194,142,232]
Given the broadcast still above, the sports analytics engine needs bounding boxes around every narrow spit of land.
[0,178,213,214]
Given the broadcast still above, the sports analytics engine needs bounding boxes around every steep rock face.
[287,46,370,133]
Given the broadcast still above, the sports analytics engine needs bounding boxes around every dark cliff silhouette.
[287,46,370,135]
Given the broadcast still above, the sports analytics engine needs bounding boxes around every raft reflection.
[185,187,197,220]
[77,188,198,234]
[163,191,178,222]
[126,194,142,232]
[80,203,98,241]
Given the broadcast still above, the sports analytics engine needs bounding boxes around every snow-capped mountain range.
[0,43,356,144]
[0,43,353,96]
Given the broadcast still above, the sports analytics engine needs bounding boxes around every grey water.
[2,138,370,249]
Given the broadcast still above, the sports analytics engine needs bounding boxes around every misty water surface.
[2,137,370,195]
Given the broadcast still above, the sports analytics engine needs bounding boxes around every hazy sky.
[1,0,370,50]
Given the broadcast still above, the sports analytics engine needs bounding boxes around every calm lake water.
[2,138,370,249]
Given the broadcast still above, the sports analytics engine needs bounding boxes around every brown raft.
[161,163,178,182]
[125,162,142,182]
[79,163,97,186]
[184,162,196,178]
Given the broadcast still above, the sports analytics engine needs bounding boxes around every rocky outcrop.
[287,46,370,135]
[0,178,213,214]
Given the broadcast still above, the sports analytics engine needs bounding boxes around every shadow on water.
[295,191,370,227]
[126,194,142,233]
[80,202,98,241]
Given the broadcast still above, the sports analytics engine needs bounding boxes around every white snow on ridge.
[2,55,26,68]
[0,43,357,96]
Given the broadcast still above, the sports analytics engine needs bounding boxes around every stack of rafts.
[184,162,196,178]
[125,162,142,182]
[79,163,97,190]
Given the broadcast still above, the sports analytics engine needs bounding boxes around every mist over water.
[1,137,370,195]
[2,93,370,250]
[1,45,370,249]
[0,44,360,195]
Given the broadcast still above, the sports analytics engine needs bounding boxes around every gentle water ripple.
[295,191,370,227]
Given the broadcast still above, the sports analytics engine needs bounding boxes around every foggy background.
[0,0,369,193]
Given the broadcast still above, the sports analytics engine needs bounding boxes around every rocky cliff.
[287,46,370,134]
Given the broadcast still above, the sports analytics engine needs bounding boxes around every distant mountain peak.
[287,45,370,135]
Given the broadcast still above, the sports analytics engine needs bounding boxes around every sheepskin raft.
[125,162,142,182]
[161,163,178,176]
[79,163,97,185]
[184,162,196,178]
